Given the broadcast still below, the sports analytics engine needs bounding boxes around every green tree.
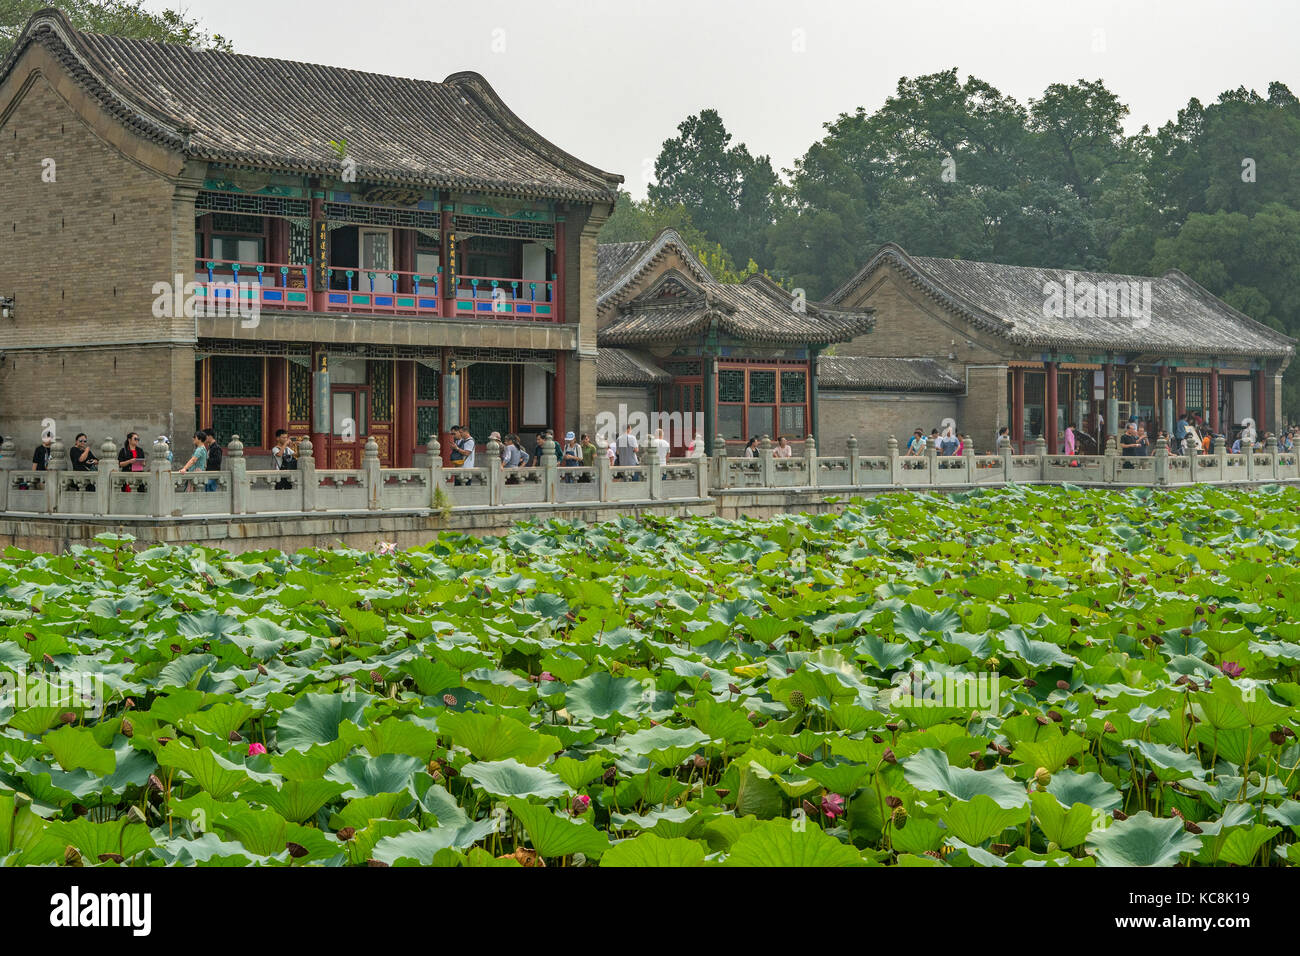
[1,1,231,60]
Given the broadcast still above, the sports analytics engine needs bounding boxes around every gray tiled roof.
[818,355,964,392]
[3,9,623,202]
[596,348,670,386]
[597,229,714,306]
[828,243,1295,358]
[599,250,875,346]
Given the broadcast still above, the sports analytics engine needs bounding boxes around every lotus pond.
[4,484,1300,867]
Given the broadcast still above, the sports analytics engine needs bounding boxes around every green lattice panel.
[749,370,776,404]
[369,361,394,423]
[781,370,806,405]
[718,369,745,404]
[417,365,440,401]
[467,407,509,444]
[211,356,264,400]
[212,404,263,448]
[468,364,510,402]
[289,362,311,422]
[417,406,439,444]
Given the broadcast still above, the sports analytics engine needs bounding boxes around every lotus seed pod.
[121,718,134,738]
[1034,767,1051,787]
[884,795,902,810]
[891,805,908,829]
[1270,730,1287,747]
[788,690,806,709]
[443,693,457,707]
[603,766,617,785]
[64,845,83,867]
[882,747,897,764]
[1103,721,1117,734]
[336,827,356,841]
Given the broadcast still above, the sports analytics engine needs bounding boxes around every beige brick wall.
[0,45,195,447]
[819,391,959,455]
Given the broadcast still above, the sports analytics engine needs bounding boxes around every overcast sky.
[152,0,1298,198]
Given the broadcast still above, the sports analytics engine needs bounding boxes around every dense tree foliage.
[0,0,230,59]
[606,73,1300,415]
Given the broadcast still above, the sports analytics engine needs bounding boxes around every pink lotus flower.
[821,793,846,820]
[1220,662,1244,678]
[539,672,556,682]
[376,541,397,556]
[248,742,268,756]
[572,794,591,814]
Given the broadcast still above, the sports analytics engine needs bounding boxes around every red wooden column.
[1011,368,1025,453]
[1045,360,1059,453]
[396,230,415,294]
[310,185,329,312]
[395,360,416,466]
[1255,369,1267,434]
[1209,368,1220,435]
[553,216,566,324]
[552,353,567,435]
[440,192,455,315]
[267,357,289,445]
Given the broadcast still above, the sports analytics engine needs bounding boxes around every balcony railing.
[195,258,312,311]
[192,258,560,322]
[326,268,441,316]
[452,274,557,320]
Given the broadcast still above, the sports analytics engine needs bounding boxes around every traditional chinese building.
[0,9,620,466]
[595,229,877,452]
[828,244,1296,452]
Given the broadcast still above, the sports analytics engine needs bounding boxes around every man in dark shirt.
[69,433,98,471]
[32,435,51,471]
[204,429,223,471]
[1119,423,1141,466]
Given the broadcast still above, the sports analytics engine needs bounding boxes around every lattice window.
[323,202,440,231]
[663,360,701,377]
[212,405,263,449]
[196,192,310,219]
[369,360,394,423]
[210,213,263,234]
[452,214,555,240]
[780,370,806,405]
[468,364,510,402]
[467,407,509,442]
[718,369,745,404]
[1185,376,1206,414]
[211,356,264,399]
[749,371,776,404]
[417,406,439,444]
[417,365,440,401]
[289,222,311,266]
[289,362,311,423]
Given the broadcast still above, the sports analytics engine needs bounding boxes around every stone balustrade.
[0,431,1294,520]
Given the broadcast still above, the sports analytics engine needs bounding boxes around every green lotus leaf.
[904,749,1028,808]
[460,759,568,800]
[274,691,369,751]
[725,819,867,866]
[42,725,116,777]
[324,753,423,798]
[1085,811,1203,866]
[563,672,649,722]
[508,798,610,859]
[1029,790,1100,849]
[601,833,706,867]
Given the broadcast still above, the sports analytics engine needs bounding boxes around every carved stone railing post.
[1033,436,1047,482]
[1154,437,1169,486]
[846,435,860,486]
[298,435,317,512]
[595,437,611,501]
[695,439,709,498]
[148,436,172,518]
[1266,434,1279,480]
[926,435,938,484]
[227,434,247,514]
[1246,437,1255,481]
[759,435,774,488]
[95,436,117,516]
[542,437,558,504]
[645,432,662,500]
[804,434,818,489]
[425,435,441,508]
[1215,435,1227,475]
[45,437,67,514]
[485,437,503,507]
[1186,438,1199,484]
[712,433,728,489]
[887,435,901,486]
[1000,434,1013,481]
[363,436,381,510]
[963,434,975,484]
[0,436,13,511]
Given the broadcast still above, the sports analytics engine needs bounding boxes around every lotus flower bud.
[248,742,267,756]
